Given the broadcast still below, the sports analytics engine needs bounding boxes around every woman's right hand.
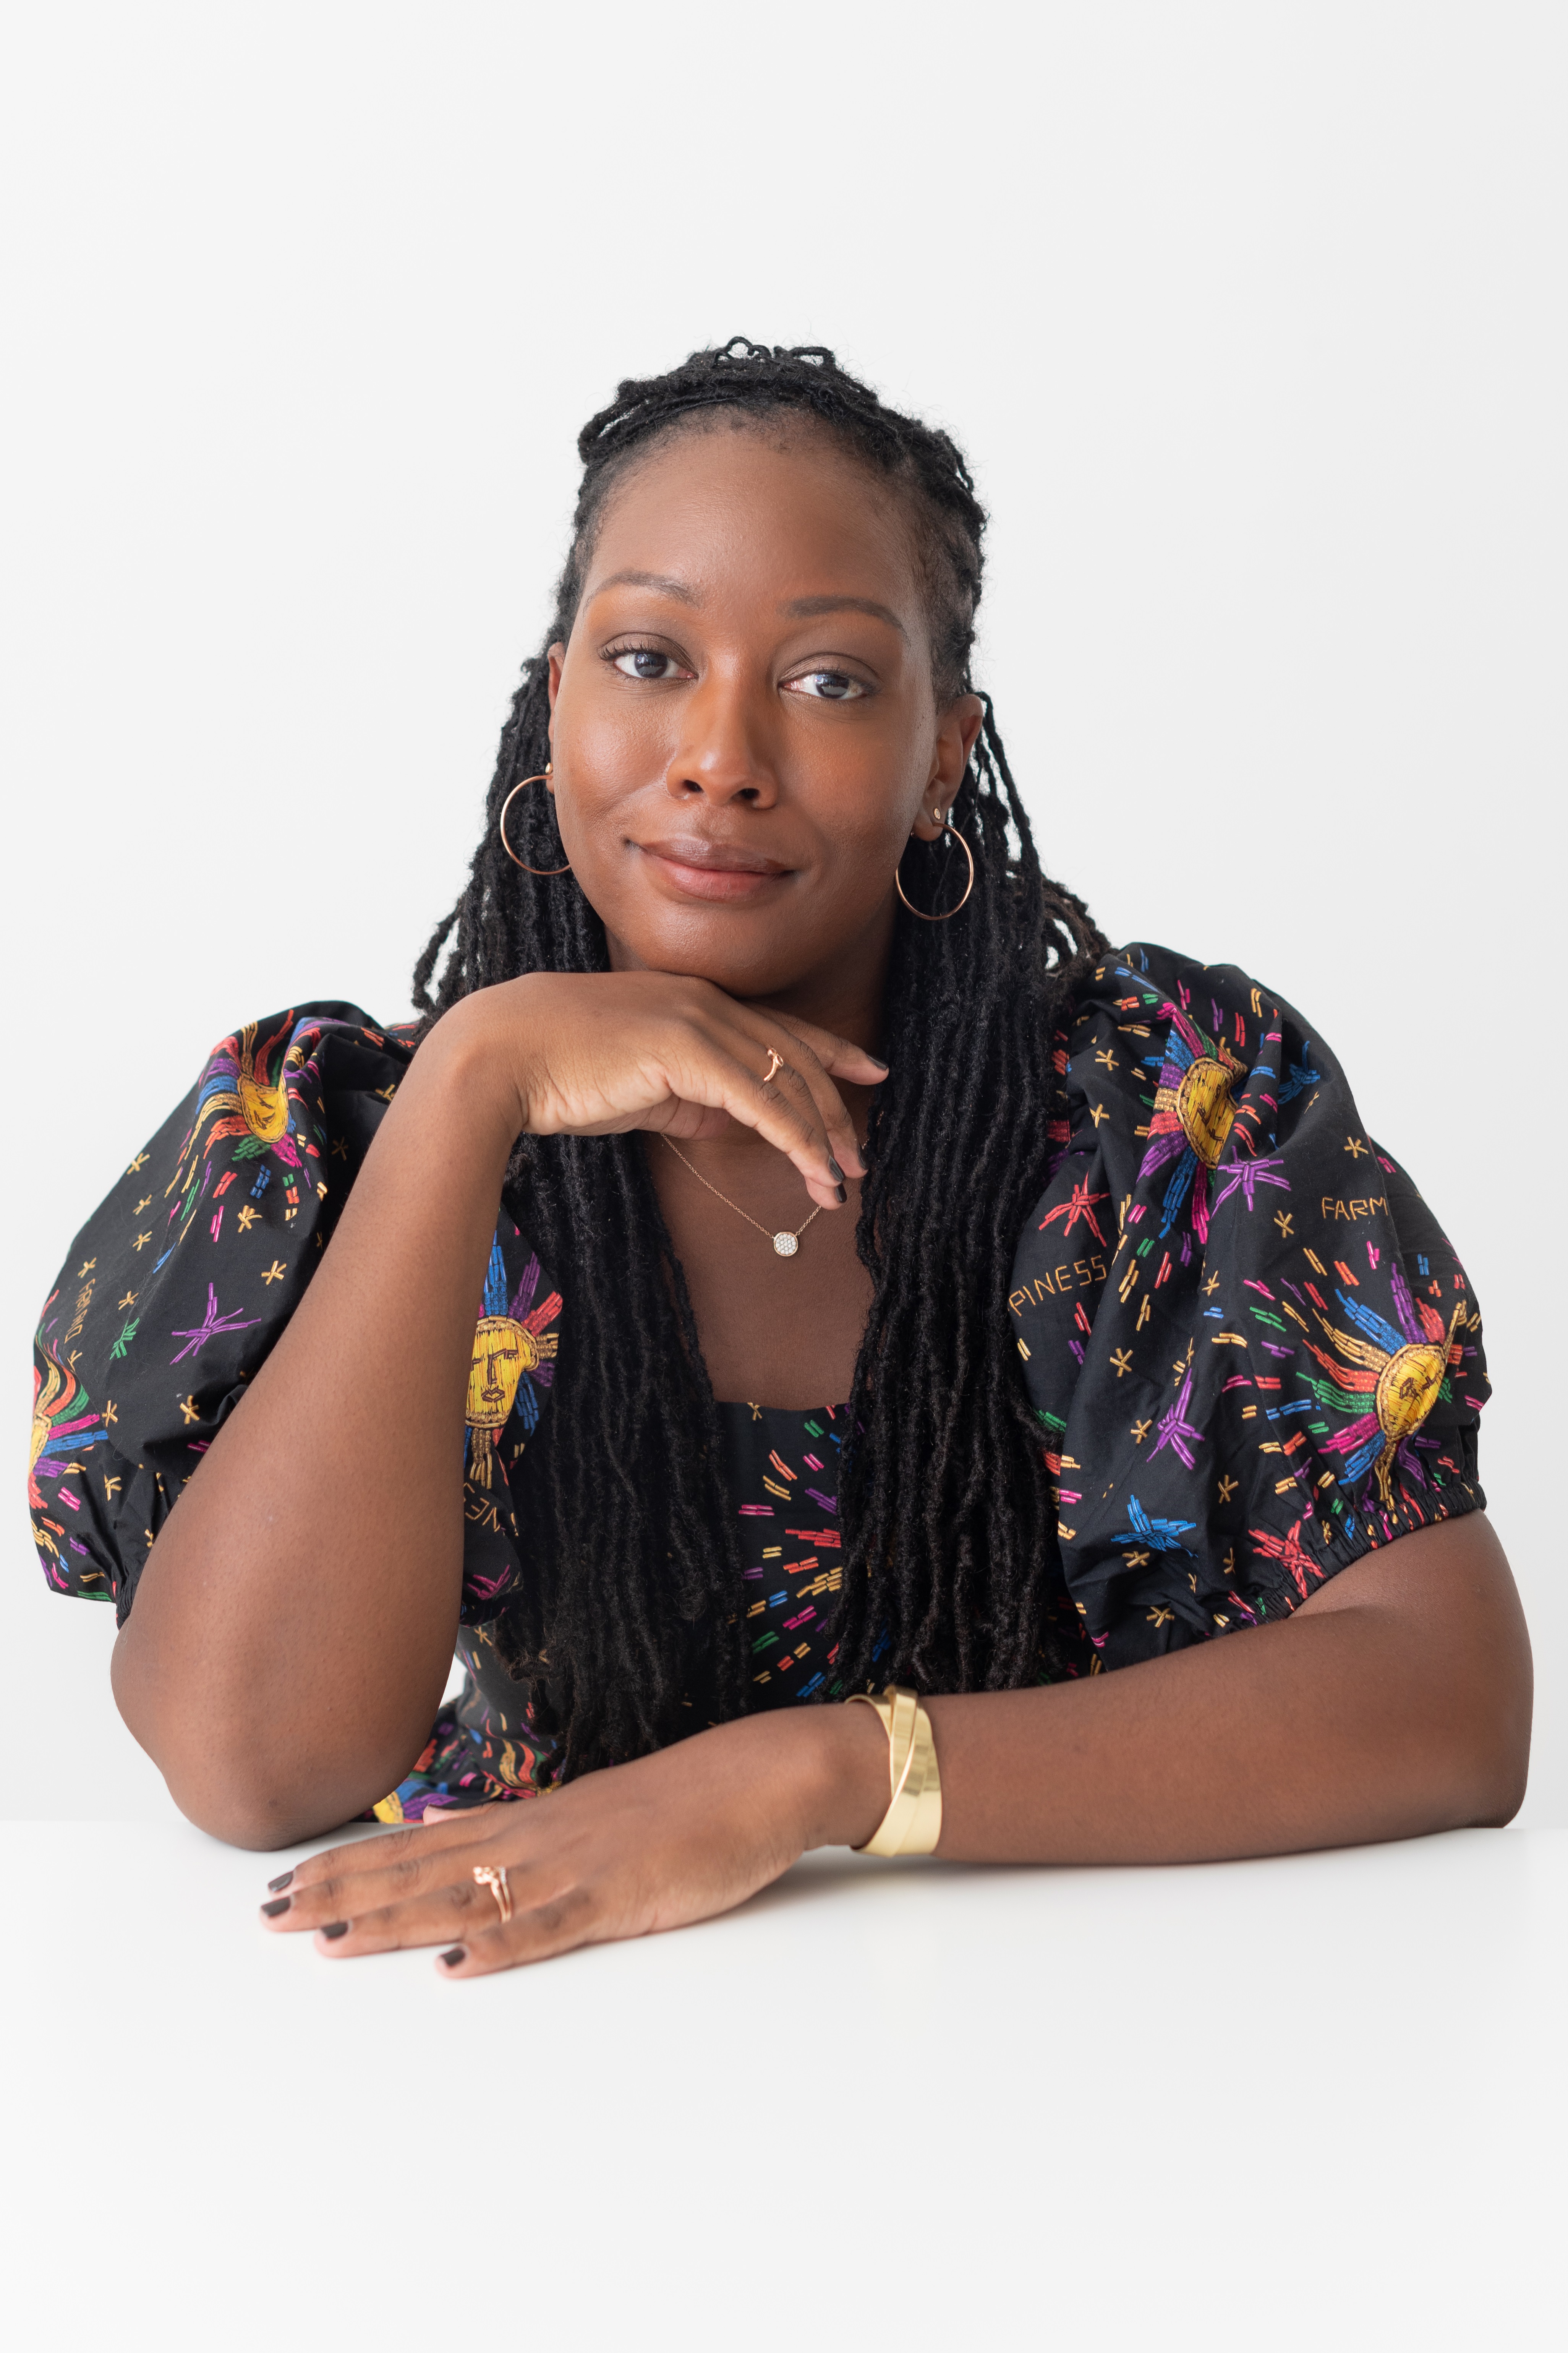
[449,970,885,1210]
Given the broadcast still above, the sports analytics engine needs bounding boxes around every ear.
[910,692,985,841]
[545,643,567,778]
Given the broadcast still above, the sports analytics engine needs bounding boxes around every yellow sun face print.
[1176,1056,1238,1168]
[1374,1342,1448,1445]
[467,1315,540,1431]
[237,1071,290,1143]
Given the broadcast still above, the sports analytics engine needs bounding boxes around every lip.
[635,835,795,903]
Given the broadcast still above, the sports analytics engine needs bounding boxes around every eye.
[608,646,690,683]
[785,669,869,702]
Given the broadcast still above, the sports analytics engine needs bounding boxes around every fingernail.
[827,1158,844,1181]
[267,1870,293,1894]
[440,1947,466,1969]
[834,1183,847,1205]
[261,1896,292,1918]
[868,1055,889,1072]
[322,1921,350,1941]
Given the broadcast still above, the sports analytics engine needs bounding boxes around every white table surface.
[3,1819,1563,2351]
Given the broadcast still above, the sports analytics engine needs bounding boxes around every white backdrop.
[4,3,1564,1828]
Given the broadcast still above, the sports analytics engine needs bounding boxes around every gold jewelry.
[498,767,572,876]
[761,1048,785,1084]
[472,1863,513,1924]
[659,1134,824,1259]
[895,816,975,922]
[844,1684,943,1856]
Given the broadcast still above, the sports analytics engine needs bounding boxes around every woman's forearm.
[112,1002,521,1847]
[807,1515,1531,1865]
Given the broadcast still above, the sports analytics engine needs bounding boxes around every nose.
[661,670,778,808]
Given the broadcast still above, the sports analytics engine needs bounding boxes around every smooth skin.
[110,420,1532,1975]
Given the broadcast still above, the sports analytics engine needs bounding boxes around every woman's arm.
[111,1005,520,1847]
[260,1507,1529,1972]
[113,973,874,1848]
[923,1510,1530,1863]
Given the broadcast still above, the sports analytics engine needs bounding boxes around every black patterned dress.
[28,945,1488,1817]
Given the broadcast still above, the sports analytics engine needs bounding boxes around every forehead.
[583,415,923,606]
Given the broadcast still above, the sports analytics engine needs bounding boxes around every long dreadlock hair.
[415,338,1106,1776]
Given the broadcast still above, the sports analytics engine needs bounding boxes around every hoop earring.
[498,766,572,876]
[895,817,975,921]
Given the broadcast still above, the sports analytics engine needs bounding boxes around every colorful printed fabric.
[29,944,1489,1815]
[725,1401,847,1708]
[1010,944,1487,1671]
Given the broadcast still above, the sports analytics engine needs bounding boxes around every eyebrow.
[780,594,908,639]
[586,572,909,640]
[588,568,700,604]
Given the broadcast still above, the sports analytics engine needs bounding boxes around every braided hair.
[415,339,1106,1777]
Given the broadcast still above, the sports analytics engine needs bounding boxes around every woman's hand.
[259,1703,891,1975]
[450,970,885,1212]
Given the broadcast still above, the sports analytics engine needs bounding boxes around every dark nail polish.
[322,1920,350,1940]
[868,1055,889,1072]
[827,1158,844,1182]
[834,1183,847,1205]
[440,1947,466,1969]
[261,1896,291,1918]
[267,1870,293,1894]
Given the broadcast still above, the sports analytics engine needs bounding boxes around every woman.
[29,340,1530,1975]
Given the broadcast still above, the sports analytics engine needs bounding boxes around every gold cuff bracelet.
[845,1683,943,1857]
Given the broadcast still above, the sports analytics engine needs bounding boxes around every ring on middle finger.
[473,1864,513,1924]
[761,1048,784,1085]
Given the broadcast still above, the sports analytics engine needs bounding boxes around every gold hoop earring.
[498,767,571,875]
[895,817,975,921]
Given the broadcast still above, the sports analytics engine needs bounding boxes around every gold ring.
[762,1049,784,1084]
[472,1863,513,1924]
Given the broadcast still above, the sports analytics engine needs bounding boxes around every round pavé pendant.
[772,1231,800,1258]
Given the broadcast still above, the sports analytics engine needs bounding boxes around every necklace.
[659,1135,825,1259]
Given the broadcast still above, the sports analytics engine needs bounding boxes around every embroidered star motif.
[261,1260,287,1285]
[1217,1474,1239,1503]
[237,1205,260,1232]
[1131,1417,1152,1443]
[1110,1348,1134,1378]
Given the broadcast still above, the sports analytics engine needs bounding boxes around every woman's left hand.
[259,1703,889,1975]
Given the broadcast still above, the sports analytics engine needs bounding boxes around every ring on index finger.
[761,1049,784,1084]
[473,1864,513,1925]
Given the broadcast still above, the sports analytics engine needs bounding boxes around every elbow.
[159,1756,351,1852]
[1463,1711,1531,1830]
[1443,1659,1533,1833]
[111,1635,398,1852]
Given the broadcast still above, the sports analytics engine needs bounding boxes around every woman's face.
[545,420,983,1008]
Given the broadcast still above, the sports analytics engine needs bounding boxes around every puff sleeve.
[28,1004,560,1629]
[1009,944,1489,1672]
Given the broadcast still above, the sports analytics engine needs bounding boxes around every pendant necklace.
[659,1135,825,1258]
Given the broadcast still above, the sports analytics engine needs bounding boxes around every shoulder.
[1007,944,1488,1666]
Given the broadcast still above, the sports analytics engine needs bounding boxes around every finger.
[304,1870,504,1958]
[262,1839,497,1934]
[436,1883,605,1977]
[746,1023,868,1182]
[643,1044,849,1208]
[770,1014,888,1096]
[262,1811,502,1916]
